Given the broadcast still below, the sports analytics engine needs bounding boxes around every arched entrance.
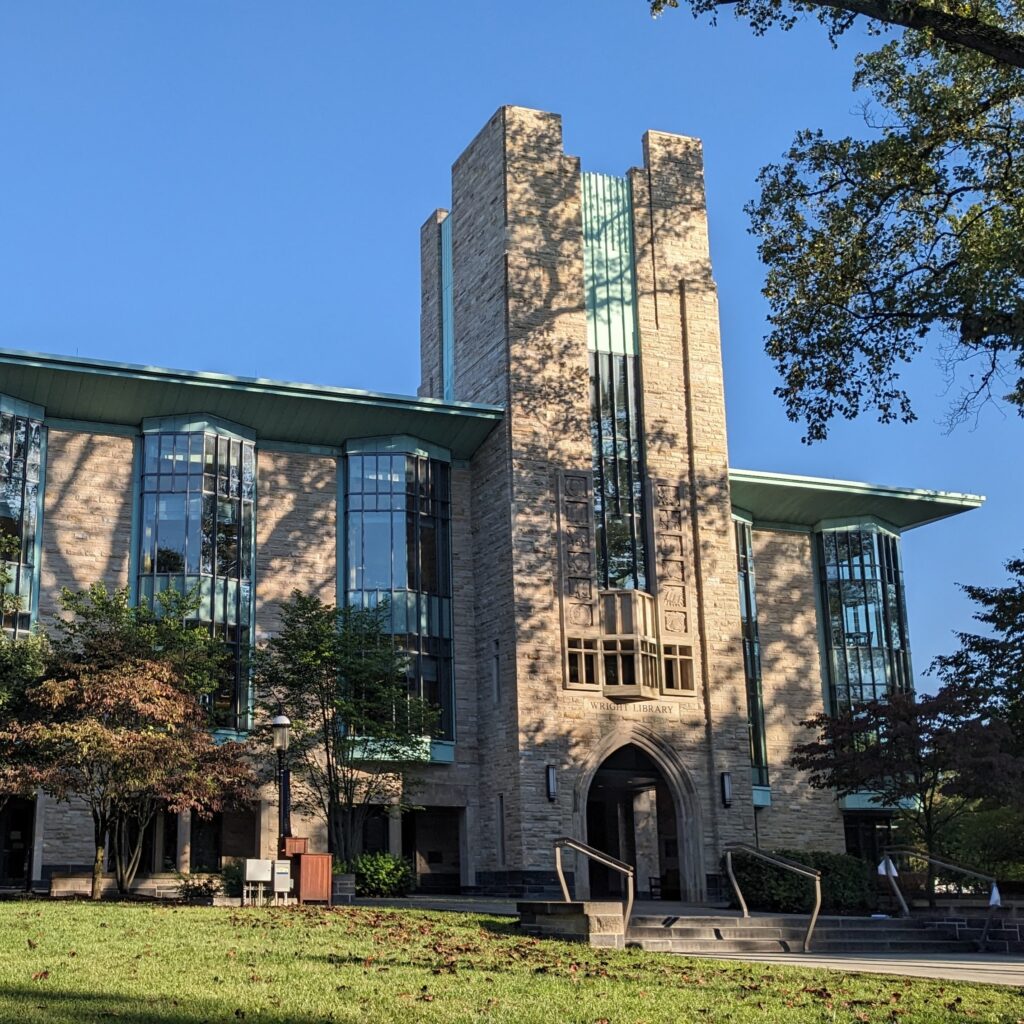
[574,729,705,902]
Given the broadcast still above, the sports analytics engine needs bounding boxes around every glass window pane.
[155,493,186,573]
[186,494,202,574]
[362,512,392,590]
[217,499,239,577]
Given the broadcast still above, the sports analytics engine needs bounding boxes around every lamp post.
[271,712,292,854]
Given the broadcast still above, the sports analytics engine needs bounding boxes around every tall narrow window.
[137,429,256,730]
[440,213,455,402]
[582,171,649,591]
[817,526,911,711]
[346,450,454,739]
[735,521,769,788]
[0,408,44,636]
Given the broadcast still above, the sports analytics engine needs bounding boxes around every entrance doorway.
[585,745,681,900]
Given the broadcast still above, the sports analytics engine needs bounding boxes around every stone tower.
[420,106,753,899]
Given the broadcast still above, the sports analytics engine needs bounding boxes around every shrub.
[177,875,221,900]
[220,859,243,897]
[342,852,415,897]
[723,849,875,915]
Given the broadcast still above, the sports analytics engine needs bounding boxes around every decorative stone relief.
[652,478,694,639]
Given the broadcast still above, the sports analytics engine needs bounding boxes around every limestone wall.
[750,528,845,852]
[255,450,337,636]
[39,429,135,618]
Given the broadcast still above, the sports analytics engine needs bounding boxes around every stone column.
[632,788,660,898]
[176,810,191,874]
[387,807,403,859]
[30,791,45,886]
[151,813,164,875]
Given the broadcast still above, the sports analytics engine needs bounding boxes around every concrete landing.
[696,950,1024,987]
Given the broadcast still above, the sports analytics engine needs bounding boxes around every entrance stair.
[626,913,967,954]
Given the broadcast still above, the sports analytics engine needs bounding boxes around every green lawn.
[0,902,1020,1023]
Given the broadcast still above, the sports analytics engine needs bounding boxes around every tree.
[931,553,1024,746]
[256,593,437,865]
[648,1,1024,440]
[649,1,1024,68]
[0,536,49,814]
[0,584,255,899]
[790,687,1024,898]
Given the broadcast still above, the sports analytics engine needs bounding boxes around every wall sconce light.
[546,765,558,802]
[720,771,733,808]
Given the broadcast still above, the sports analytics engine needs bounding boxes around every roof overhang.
[729,468,984,532]
[0,348,503,460]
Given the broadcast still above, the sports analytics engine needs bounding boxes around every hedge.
[723,848,876,915]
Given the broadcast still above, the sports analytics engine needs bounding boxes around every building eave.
[729,468,985,532]
[0,347,504,460]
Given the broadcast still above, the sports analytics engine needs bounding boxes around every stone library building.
[0,107,982,900]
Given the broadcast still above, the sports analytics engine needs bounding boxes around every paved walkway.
[700,951,1024,987]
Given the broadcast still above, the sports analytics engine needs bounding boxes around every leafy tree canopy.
[648,0,1024,440]
[256,593,436,864]
[0,584,254,898]
[790,687,1024,888]
[931,553,1024,743]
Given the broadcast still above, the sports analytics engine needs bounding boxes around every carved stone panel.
[652,477,694,639]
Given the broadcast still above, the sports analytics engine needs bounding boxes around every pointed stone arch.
[572,724,706,902]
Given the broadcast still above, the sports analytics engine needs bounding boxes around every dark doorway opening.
[402,807,461,893]
[586,745,680,900]
[0,797,34,884]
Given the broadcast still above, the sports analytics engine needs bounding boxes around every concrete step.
[625,914,969,954]
[631,938,972,954]
[630,915,910,930]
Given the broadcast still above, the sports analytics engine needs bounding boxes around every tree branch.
[709,0,1024,67]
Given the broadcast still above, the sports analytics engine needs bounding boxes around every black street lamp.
[271,712,292,853]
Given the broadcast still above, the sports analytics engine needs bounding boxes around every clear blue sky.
[1,2,1017,681]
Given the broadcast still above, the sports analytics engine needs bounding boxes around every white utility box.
[272,859,292,893]
[244,859,272,883]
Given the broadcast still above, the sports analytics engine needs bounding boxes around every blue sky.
[1,2,1018,680]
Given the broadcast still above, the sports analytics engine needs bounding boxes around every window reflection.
[0,410,43,637]
[735,521,769,788]
[138,430,256,730]
[346,452,454,739]
[817,527,911,711]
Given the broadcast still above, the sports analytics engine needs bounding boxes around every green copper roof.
[729,468,984,532]
[0,348,503,460]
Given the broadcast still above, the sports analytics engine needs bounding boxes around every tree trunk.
[113,812,149,894]
[91,838,106,901]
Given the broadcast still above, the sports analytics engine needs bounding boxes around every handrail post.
[725,849,749,919]
[885,854,910,919]
[804,874,822,952]
[625,869,634,927]
[555,844,571,903]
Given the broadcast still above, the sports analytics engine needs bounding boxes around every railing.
[724,843,822,953]
[882,847,999,949]
[553,837,635,927]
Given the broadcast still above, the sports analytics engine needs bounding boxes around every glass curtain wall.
[0,409,44,636]
[137,430,256,730]
[346,452,454,739]
[735,521,769,787]
[817,527,912,711]
[582,171,649,592]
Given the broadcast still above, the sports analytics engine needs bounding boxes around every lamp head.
[271,713,291,752]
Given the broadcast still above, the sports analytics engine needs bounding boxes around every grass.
[0,902,1020,1023]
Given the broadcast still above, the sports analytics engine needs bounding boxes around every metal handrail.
[724,843,823,953]
[553,837,635,926]
[882,847,999,949]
